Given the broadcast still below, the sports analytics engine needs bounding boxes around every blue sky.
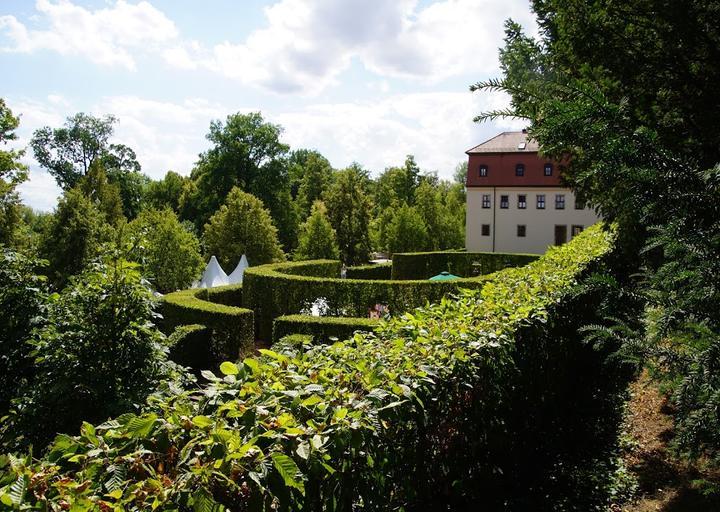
[1,0,535,210]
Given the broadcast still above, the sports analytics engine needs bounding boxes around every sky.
[1,0,535,211]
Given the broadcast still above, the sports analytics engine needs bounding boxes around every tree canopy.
[294,201,339,261]
[186,112,296,246]
[476,0,720,466]
[128,208,204,293]
[323,165,373,265]
[204,187,285,270]
[0,99,28,246]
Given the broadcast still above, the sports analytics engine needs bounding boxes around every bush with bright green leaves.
[0,224,639,510]
[128,208,204,293]
[272,314,380,344]
[0,257,178,450]
[0,249,48,416]
[204,187,285,270]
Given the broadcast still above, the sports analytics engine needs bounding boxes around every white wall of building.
[466,187,601,254]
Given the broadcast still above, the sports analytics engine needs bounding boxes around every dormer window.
[544,163,553,176]
[479,165,488,177]
[515,164,524,177]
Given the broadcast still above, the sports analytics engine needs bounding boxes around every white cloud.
[275,89,524,176]
[188,0,536,95]
[2,0,535,95]
[17,170,61,212]
[0,0,178,70]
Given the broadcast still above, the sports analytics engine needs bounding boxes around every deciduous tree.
[0,99,28,246]
[294,201,339,261]
[128,208,203,293]
[323,165,372,265]
[204,187,285,270]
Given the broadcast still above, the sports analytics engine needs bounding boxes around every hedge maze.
[6,224,635,510]
[161,250,542,368]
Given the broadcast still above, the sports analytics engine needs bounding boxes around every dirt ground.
[615,370,720,511]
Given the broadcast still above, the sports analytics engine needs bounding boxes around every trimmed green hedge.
[272,314,380,344]
[2,224,633,510]
[166,324,213,370]
[203,283,244,306]
[242,259,489,341]
[391,250,538,280]
[161,285,254,354]
[345,262,392,280]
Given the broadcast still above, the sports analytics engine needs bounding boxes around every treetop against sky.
[0,0,531,211]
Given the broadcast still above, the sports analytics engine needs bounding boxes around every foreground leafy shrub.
[0,249,48,416]
[0,224,631,510]
[0,258,176,450]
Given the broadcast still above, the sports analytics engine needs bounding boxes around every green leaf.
[219,361,238,375]
[243,358,261,374]
[125,413,158,438]
[271,453,305,494]
[192,415,213,429]
[193,487,223,512]
[301,395,322,407]
[296,442,310,460]
[105,464,128,493]
[9,475,27,505]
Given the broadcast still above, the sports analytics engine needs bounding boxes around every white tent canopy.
[227,254,248,285]
[196,255,229,288]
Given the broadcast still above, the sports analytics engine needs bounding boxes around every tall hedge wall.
[242,260,488,341]
[2,224,635,510]
[391,250,538,280]
[161,285,254,356]
[272,314,380,345]
[345,262,392,280]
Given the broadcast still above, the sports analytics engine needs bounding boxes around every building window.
[544,163,553,176]
[479,165,488,177]
[500,195,509,209]
[482,194,491,209]
[574,198,585,209]
[518,194,527,209]
[571,225,584,237]
[481,224,490,236]
[537,194,546,209]
[515,164,525,176]
[517,225,526,237]
[555,194,565,209]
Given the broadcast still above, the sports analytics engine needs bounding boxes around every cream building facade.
[465,131,601,254]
